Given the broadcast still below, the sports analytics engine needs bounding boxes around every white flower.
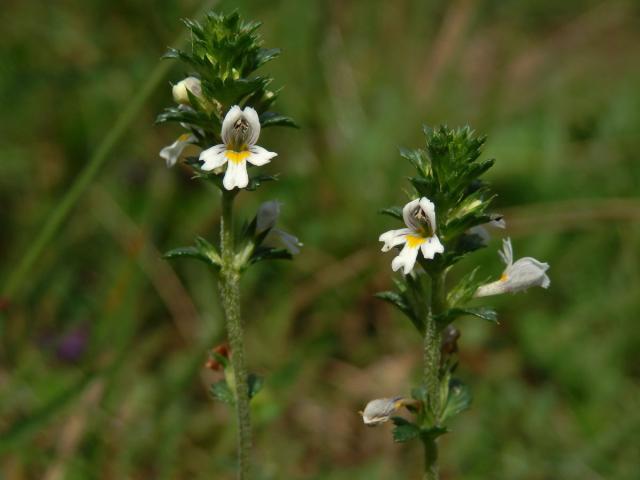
[256,201,302,255]
[468,215,506,245]
[199,106,277,190]
[379,197,445,275]
[360,397,407,426]
[475,238,550,297]
[172,76,203,105]
[159,133,196,167]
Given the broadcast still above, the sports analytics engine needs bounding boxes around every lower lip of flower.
[405,234,427,248]
[225,150,251,164]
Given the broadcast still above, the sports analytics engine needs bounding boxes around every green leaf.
[375,291,423,332]
[441,379,472,422]
[411,386,428,404]
[422,425,449,439]
[437,307,498,325]
[447,267,482,307]
[399,147,424,172]
[260,111,299,128]
[379,206,403,220]
[245,174,279,191]
[248,373,264,399]
[163,237,221,267]
[391,417,421,443]
[255,48,281,68]
[163,246,210,264]
[249,247,293,265]
[209,380,235,405]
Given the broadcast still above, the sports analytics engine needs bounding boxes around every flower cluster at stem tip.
[363,125,551,434]
[160,76,277,190]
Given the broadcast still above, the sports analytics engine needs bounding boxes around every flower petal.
[159,134,195,167]
[420,235,444,260]
[379,228,411,252]
[391,243,420,275]
[223,159,249,190]
[361,397,406,426]
[256,201,281,233]
[243,107,261,146]
[490,216,506,229]
[418,197,437,231]
[498,238,513,266]
[221,105,243,145]
[247,145,277,166]
[468,225,491,245]
[272,228,302,255]
[504,257,550,292]
[475,242,550,298]
[401,198,421,229]
[199,144,227,171]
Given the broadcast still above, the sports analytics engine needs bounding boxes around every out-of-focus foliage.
[1,0,639,479]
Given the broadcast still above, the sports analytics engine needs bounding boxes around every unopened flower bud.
[172,76,203,105]
[205,343,231,371]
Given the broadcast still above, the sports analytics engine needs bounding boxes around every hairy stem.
[219,191,252,480]
[422,270,446,480]
[422,435,439,480]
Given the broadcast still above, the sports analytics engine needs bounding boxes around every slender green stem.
[219,191,252,480]
[422,435,439,480]
[1,0,218,302]
[422,270,446,480]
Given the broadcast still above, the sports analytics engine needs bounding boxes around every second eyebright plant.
[157,11,299,480]
[366,126,550,479]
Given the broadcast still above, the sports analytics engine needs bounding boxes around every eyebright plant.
[157,11,299,479]
[365,126,550,479]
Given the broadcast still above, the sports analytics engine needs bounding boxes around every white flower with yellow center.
[256,201,302,255]
[160,133,196,167]
[199,105,277,190]
[475,238,550,297]
[360,397,408,426]
[379,197,445,275]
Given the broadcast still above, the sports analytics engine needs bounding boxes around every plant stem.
[422,435,439,480]
[219,191,252,480]
[1,0,218,303]
[422,270,446,480]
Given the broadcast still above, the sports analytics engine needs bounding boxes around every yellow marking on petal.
[178,133,191,142]
[500,273,509,282]
[225,150,251,164]
[405,234,427,248]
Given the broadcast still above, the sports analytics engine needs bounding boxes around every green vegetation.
[1,0,639,479]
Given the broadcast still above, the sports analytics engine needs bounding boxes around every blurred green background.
[1,0,639,478]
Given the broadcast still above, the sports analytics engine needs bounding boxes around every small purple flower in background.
[40,327,89,363]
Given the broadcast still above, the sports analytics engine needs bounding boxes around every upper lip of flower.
[198,105,277,190]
